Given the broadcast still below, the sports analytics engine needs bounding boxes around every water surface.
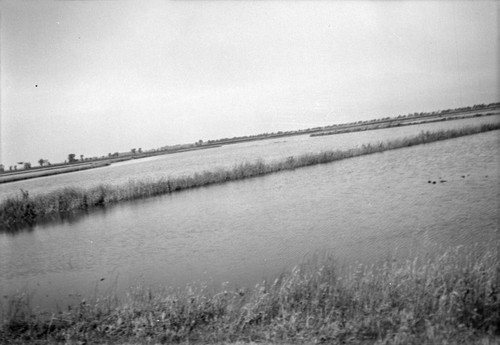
[1,130,498,311]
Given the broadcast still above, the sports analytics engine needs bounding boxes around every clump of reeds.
[1,122,499,231]
[1,246,498,344]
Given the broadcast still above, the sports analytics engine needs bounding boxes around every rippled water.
[1,128,498,311]
[1,115,498,201]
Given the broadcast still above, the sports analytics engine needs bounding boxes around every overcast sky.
[1,1,498,166]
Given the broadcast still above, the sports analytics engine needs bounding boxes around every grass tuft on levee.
[1,246,498,344]
[1,122,499,231]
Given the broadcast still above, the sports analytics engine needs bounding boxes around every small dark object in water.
[461,175,465,178]
[440,180,447,183]
[432,181,436,184]
[100,278,105,281]
[428,180,431,183]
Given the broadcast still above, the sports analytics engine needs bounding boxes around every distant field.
[1,106,498,185]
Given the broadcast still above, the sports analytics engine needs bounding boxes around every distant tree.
[68,153,77,163]
[14,166,17,170]
[80,154,84,161]
[38,158,44,167]
[131,148,137,154]
[0,164,4,172]
[138,148,142,153]
[24,162,31,169]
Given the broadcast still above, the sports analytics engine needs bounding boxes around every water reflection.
[1,206,112,236]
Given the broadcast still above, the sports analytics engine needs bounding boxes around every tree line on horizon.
[1,101,498,173]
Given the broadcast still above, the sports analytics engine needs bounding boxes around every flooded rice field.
[0,118,499,311]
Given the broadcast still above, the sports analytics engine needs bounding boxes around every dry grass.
[1,246,498,344]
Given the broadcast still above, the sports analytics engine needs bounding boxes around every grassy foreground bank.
[1,246,498,344]
[1,122,499,231]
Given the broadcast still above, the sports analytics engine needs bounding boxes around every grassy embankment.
[1,122,499,231]
[1,246,498,344]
